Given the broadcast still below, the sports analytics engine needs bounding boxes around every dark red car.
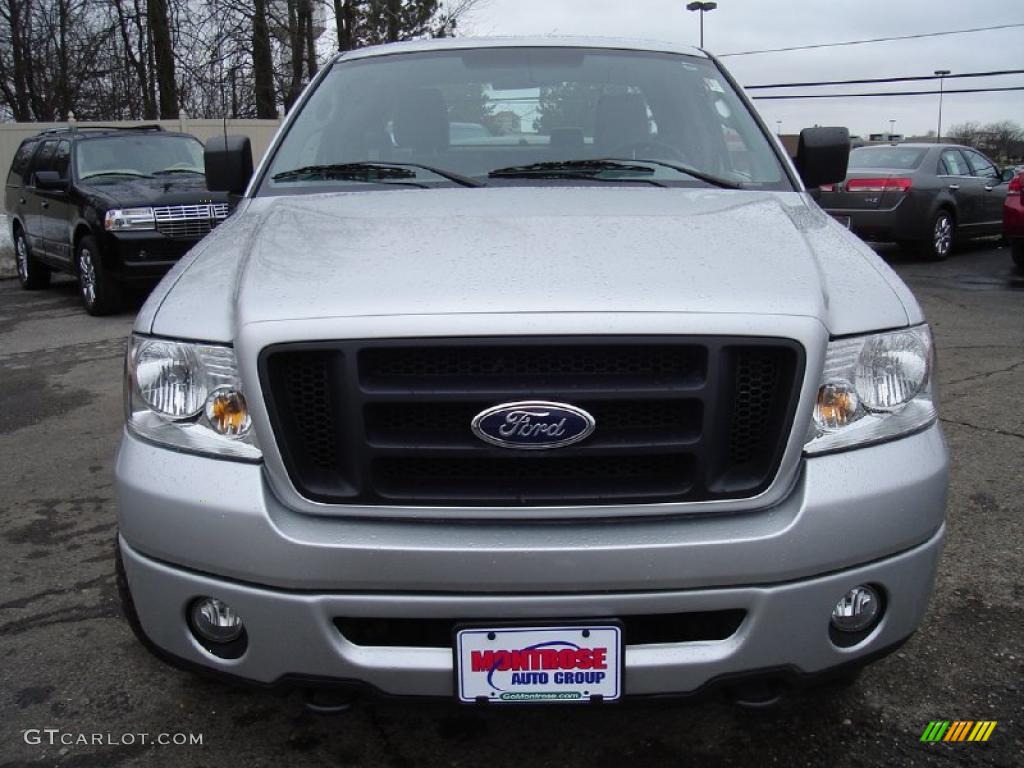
[1005,170,1024,272]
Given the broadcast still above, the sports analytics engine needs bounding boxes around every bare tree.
[148,0,179,117]
[947,121,982,147]
[0,0,482,122]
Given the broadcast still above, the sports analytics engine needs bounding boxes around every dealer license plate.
[455,625,622,703]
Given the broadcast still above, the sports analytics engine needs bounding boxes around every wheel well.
[71,225,95,272]
[72,224,93,251]
[936,204,956,225]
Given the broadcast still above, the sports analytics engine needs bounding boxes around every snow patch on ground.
[0,214,16,279]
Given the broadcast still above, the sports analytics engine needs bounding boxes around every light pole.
[889,119,895,139]
[934,69,951,144]
[686,2,718,49]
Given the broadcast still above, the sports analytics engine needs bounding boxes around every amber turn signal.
[205,389,251,437]
[814,379,860,431]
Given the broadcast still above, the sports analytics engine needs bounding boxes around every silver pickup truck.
[115,36,948,707]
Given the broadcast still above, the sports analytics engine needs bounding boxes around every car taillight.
[1009,174,1023,195]
[846,177,913,193]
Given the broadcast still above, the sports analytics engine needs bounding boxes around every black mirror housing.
[1001,167,1016,183]
[795,127,850,189]
[34,170,68,191]
[205,135,253,195]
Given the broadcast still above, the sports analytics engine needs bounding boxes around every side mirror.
[204,135,253,195]
[34,170,68,191]
[795,127,850,189]
[1001,167,1016,183]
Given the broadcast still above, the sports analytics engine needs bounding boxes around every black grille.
[260,337,803,507]
[366,400,701,446]
[373,454,694,503]
[334,611,746,648]
[361,345,704,385]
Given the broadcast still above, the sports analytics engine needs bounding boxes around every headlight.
[125,335,260,460]
[805,324,936,454]
[105,207,155,231]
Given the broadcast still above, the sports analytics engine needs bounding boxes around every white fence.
[0,117,283,182]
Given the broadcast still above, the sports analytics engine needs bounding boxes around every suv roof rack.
[35,124,166,136]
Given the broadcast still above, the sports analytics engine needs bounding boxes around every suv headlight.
[805,324,936,454]
[125,335,261,460]
[105,207,155,231]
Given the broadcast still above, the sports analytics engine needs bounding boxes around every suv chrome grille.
[153,203,229,239]
[260,337,803,507]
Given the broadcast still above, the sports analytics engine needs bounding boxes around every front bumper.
[103,231,199,281]
[119,526,944,696]
[116,423,948,695]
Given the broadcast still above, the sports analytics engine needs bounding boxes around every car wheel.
[14,228,51,290]
[1012,240,1024,272]
[76,235,121,315]
[924,210,955,261]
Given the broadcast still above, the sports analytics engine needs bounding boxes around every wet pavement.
[0,243,1021,767]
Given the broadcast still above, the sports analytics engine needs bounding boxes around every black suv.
[5,126,229,314]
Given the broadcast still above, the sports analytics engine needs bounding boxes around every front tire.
[14,228,51,289]
[923,210,955,261]
[76,235,121,315]
[1012,240,1024,272]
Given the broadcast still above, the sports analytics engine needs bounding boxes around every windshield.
[849,147,926,170]
[263,47,789,193]
[75,135,205,179]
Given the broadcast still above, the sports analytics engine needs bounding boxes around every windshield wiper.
[81,170,154,179]
[489,160,657,179]
[272,161,482,188]
[363,162,484,188]
[152,168,204,176]
[488,160,667,186]
[489,158,743,190]
[603,158,743,190]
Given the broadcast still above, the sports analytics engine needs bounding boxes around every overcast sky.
[457,0,1024,137]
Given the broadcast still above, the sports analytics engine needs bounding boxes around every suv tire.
[14,227,51,289]
[76,235,121,315]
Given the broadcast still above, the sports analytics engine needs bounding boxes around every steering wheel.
[608,140,687,163]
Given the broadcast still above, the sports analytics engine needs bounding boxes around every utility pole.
[934,70,951,144]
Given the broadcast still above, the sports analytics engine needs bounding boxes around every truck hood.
[143,186,915,341]
[78,176,227,208]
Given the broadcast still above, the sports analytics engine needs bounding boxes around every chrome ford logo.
[471,401,596,450]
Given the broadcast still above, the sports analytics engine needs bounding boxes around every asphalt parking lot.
[1,243,1021,768]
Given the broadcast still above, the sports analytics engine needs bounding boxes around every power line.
[719,23,1024,57]
[745,69,1024,90]
[751,86,1024,100]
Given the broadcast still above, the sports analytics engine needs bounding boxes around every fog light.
[190,597,243,643]
[831,585,880,633]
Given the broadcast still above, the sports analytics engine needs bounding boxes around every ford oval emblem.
[471,401,596,450]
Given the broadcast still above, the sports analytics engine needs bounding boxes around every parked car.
[1005,170,1024,271]
[5,125,229,314]
[116,37,947,707]
[817,143,1011,260]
